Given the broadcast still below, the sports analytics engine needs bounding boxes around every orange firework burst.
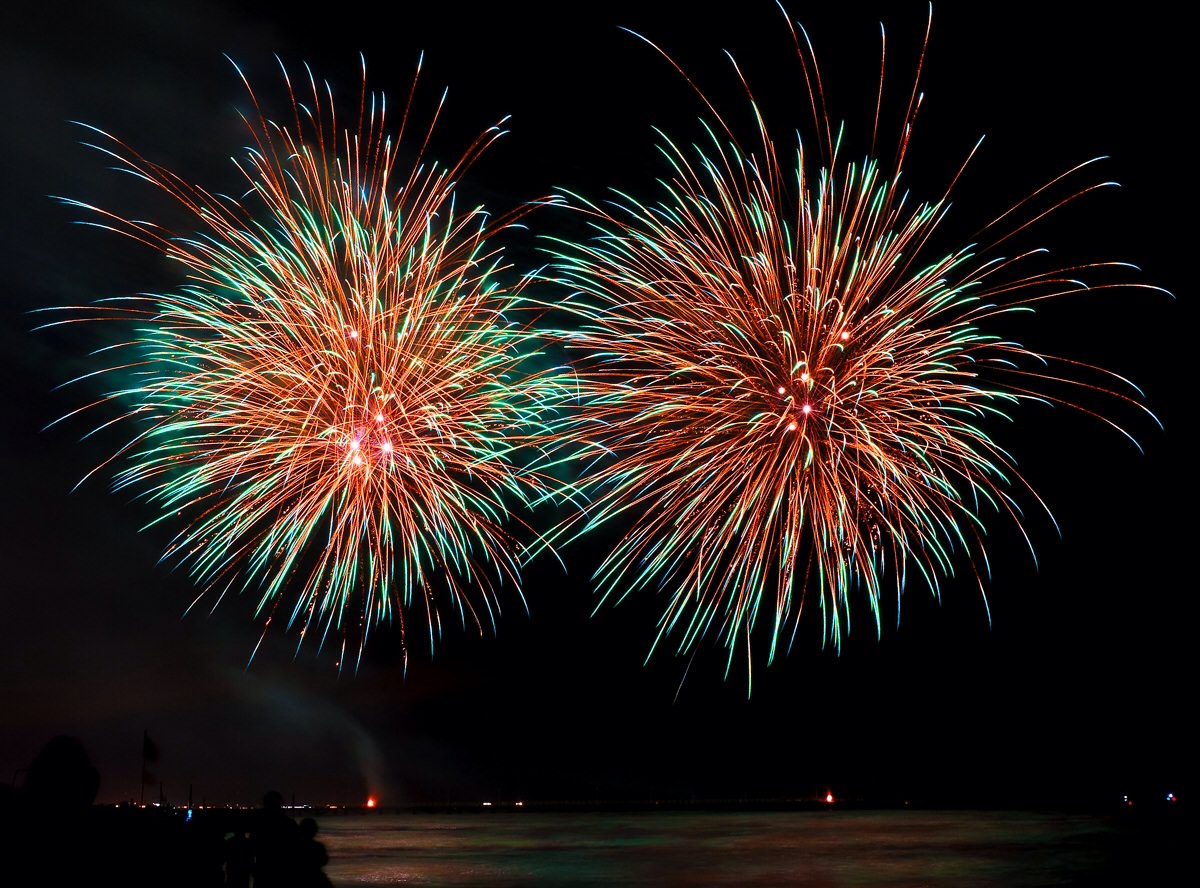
[544,11,1163,682]
[48,57,566,668]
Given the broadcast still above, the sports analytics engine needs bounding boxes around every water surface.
[316,809,1179,886]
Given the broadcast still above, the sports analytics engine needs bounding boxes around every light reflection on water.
[316,809,1154,887]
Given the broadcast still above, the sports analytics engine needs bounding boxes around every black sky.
[0,1,1189,808]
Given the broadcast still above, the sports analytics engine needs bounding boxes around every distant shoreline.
[91,795,1187,819]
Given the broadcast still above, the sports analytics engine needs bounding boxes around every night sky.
[1,1,1189,809]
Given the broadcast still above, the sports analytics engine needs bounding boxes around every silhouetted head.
[262,790,284,812]
[299,816,318,839]
[23,735,100,810]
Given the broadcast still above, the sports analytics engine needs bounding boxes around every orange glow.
[366,796,377,808]
[824,791,834,804]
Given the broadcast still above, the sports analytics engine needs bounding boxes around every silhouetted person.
[1,735,103,883]
[248,790,300,887]
[21,734,101,812]
[296,816,334,887]
[223,827,253,887]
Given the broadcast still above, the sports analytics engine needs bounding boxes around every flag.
[141,730,159,788]
[142,730,159,763]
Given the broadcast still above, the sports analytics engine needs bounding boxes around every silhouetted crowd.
[1,736,333,886]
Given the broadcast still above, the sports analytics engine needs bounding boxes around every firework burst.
[544,12,1162,682]
[47,57,564,668]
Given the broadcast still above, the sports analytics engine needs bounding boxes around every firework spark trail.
[542,11,1163,684]
[45,56,567,669]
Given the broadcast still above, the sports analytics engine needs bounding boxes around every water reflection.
[318,809,1178,886]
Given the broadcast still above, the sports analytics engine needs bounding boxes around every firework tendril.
[47,57,565,669]
[544,12,1163,683]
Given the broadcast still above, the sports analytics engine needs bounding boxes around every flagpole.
[140,729,146,806]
